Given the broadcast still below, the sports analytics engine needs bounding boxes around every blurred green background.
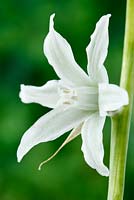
[0,0,134,199]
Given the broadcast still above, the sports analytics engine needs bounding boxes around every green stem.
[107,0,134,200]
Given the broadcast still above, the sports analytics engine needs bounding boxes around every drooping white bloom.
[17,14,128,176]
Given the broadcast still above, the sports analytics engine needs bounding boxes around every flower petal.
[99,83,129,116]
[81,112,109,176]
[17,106,92,162]
[86,15,111,83]
[19,80,60,108]
[43,14,91,87]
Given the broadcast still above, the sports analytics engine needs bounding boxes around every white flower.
[17,14,128,177]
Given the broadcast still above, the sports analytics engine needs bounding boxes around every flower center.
[58,86,78,107]
[58,84,98,111]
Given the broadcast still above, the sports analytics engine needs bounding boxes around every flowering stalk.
[107,0,134,199]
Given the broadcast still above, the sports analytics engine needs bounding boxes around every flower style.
[17,14,128,176]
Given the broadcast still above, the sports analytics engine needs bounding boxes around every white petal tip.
[19,84,29,103]
[20,84,25,91]
[17,154,22,163]
[49,13,56,30]
[106,171,109,177]
[98,168,109,177]
[19,84,25,101]
[50,13,55,18]
[99,14,111,26]
[101,14,111,26]
[94,164,109,177]
[102,14,111,19]
[17,158,21,163]
[106,14,111,18]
